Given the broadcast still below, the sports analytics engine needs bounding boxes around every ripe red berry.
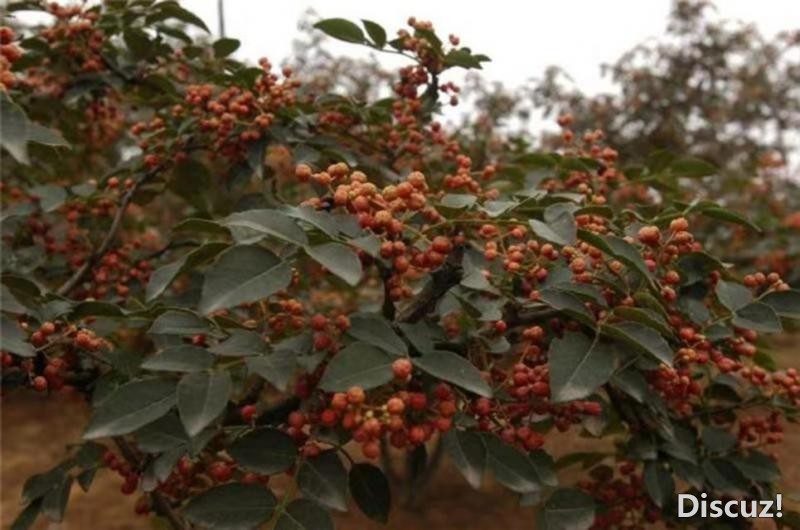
[32,376,48,392]
[408,425,426,444]
[320,409,338,427]
[431,236,452,254]
[669,217,689,232]
[637,225,661,246]
[386,397,405,415]
[362,441,380,459]
[582,402,603,416]
[392,358,413,379]
[209,462,233,483]
[330,393,348,411]
[347,386,366,405]
[288,411,306,428]
[409,392,427,411]
[309,314,328,331]
[240,404,258,422]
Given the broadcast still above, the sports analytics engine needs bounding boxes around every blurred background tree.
[288,1,800,284]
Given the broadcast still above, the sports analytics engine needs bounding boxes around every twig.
[56,167,161,297]
[376,261,396,321]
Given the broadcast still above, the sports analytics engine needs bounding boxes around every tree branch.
[56,164,167,297]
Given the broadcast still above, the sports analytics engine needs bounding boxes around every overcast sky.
[180,0,800,96]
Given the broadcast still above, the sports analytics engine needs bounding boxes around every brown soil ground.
[2,335,798,530]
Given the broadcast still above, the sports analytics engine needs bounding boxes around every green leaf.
[444,48,488,69]
[671,459,704,489]
[286,206,354,237]
[199,245,292,314]
[613,306,671,336]
[183,484,277,530]
[172,217,230,237]
[1,315,35,357]
[84,379,177,439]
[350,234,381,258]
[548,332,616,403]
[1,92,30,163]
[529,451,558,486]
[22,466,65,504]
[318,342,394,392]
[702,458,749,495]
[414,351,492,397]
[701,207,761,232]
[0,285,28,314]
[228,428,298,475]
[440,194,477,209]
[223,209,307,246]
[41,477,72,522]
[604,322,673,365]
[732,302,782,333]
[753,350,777,371]
[482,434,542,494]
[177,371,231,436]
[554,452,609,471]
[146,242,228,301]
[761,290,800,318]
[213,38,240,57]
[123,28,152,59]
[643,462,673,508]
[730,451,780,483]
[148,310,208,336]
[275,499,334,530]
[529,203,577,246]
[669,157,716,178]
[69,301,126,319]
[210,330,266,357]
[529,220,568,246]
[611,368,649,403]
[701,427,737,453]
[538,488,595,530]
[29,185,67,212]
[140,345,214,372]
[297,450,348,512]
[136,413,190,453]
[349,463,391,524]
[306,243,363,286]
[314,18,366,43]
[348,313,406,356]
[362,20,386,48]
[578,230,654,283]
[443,430,485,489]
[246,350,296,391]
[143,447,184,490]
[11,499,41,530]
[716,280,753,311]
[538,289,595,326]
[677,252,725,285]
[152,2,210,32]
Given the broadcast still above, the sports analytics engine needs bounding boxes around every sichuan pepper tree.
[2,2,800,529]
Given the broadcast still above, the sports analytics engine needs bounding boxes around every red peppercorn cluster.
[579,462,661,530]
[0,26,22,89]
[131,58,300,168]
[293,373,459,459]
